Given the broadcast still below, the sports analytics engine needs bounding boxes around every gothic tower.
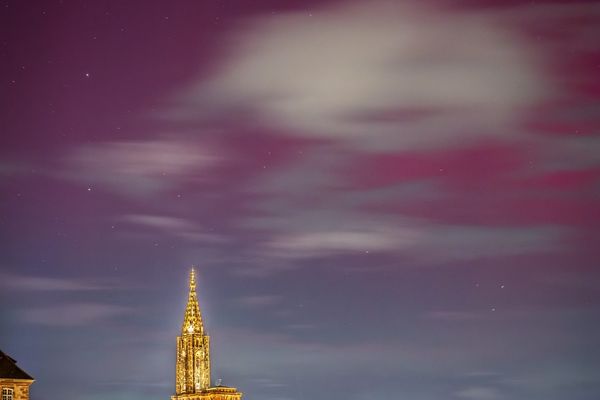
[176,269,211,394]
[172,268,242,400]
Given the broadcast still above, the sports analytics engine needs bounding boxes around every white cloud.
[20,303,132,326]
[538,136,600,171]
[0,272,120,291]
[248,209,565,265]
[236,295,282,308]
[121,214,227,243]
[122,214,198,231]
[456,386,502,400]
[171,1,545,150]
[411,225,566,264]
[265,227,420,258]
[65,139,219,196]
[500,364,600,392]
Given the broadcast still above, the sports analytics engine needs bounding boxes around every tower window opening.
[2,388,14,400]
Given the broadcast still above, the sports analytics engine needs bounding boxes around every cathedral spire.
[182,267,204,335]
[173,268,242,399]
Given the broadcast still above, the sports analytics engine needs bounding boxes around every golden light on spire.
[172,268,242,400]
[190,267,196,291]
[176,267,211,394]
[182,267,204,335]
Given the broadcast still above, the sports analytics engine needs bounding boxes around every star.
[84,72,90,78]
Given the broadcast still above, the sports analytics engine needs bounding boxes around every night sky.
[1,1,600,400]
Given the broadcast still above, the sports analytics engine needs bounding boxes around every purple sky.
[1,1,600,400]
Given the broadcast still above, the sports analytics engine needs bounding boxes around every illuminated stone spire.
[182,268,204,335]
[176,268,211,394]
[172,268,243,400]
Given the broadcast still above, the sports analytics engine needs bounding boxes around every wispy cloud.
[246,209,566,267]
[20,303,133,326]
[235,295,282,308]
[263,227,420,258]
[0,272,122,292]
[456,386,502,400]
[168,1,545,150]
[409,225,566,264]
[120,214,227,243]
[0,160,30,176]
[63,138,220,196]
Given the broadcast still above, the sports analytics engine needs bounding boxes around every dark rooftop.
[0,350,34,380]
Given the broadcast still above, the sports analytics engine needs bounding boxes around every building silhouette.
[171,269,242,400]
[0,350,34,400]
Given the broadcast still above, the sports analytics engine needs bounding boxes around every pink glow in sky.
[1,1,599,400]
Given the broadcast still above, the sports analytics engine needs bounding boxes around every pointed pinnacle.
[190,267,196,291]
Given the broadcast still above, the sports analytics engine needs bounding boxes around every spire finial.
[190,267,196,291]
[182,267,204,335]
